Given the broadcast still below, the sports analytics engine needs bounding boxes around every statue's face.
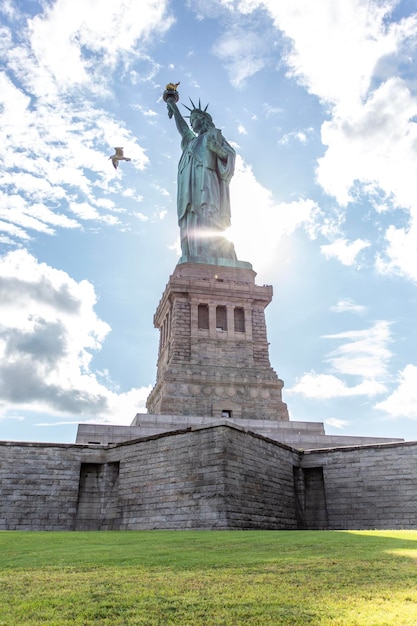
[190,112,204,133]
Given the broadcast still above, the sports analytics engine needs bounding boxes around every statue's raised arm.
[163,83,237,263]
[166,100,190,138]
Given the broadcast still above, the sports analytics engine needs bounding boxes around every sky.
[1,0,417,444]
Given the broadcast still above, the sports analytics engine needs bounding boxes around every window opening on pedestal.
[216,305,227,331]
[198,304,209,329]
[222,410,232,418]
[234,307,245,332]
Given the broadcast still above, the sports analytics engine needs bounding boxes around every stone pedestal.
[146,262,289,421]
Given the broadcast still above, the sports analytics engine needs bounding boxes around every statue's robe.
[177,127,236,259]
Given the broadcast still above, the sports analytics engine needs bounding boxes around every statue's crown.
[183,98,211,121]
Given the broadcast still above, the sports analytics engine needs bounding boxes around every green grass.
[1,530,417,625]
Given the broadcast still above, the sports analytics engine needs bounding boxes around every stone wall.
[111,427,231,530]
[0,426,300,531]
[107,426,298,530]
[299,442,417,530]
[77,415,403,449]
[2,427,417,531]
[219,429,298,529]
[0,442,105,530]
[146,262,289,421]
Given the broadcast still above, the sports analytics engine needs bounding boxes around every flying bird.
[109,147,131,169]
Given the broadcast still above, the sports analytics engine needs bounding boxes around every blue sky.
[1,0,417,443]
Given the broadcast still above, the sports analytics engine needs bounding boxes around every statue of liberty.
[164,85,237,262]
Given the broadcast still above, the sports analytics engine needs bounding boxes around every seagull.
[109,147,131,169]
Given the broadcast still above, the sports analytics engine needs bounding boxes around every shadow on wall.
[293,466,329,530]
[75,462,121,530]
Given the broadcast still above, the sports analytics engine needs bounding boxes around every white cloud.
[28,0,173,90]
[151,184,170,197]
[0,0,171,247]
[0,192,80,239]
[375,364,417,419]
[98,386,151,426]
[330,298,367,314]
[134,212,149,222]
[289,321,392,399]
[289,372,386,399]
[0,219,31,241]
[228,155,323,276]
[279,129,311,145]
[213,32,267,87]
[68,202,120,225]
[325,417,349,430]
[36,384,152,427]
[376,217,417,283]
[211,11,277,87]
[0,413,25,422]
[0,250,150,422]
[134,105,158,118]
[317,78,417,208]
[263,104,284,118]
[122,188,143,201]
[154,209,168,221]
[324,321,392,379]
[245,0,415,107]
[320,238,370,266]
[217,1,417,284]
[262,2,417,282]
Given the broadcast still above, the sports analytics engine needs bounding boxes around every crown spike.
[183,104,193,112]
[204,103,209,112]
[189,97,196,109]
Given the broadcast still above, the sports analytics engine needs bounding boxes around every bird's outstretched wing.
[109,146,131,169]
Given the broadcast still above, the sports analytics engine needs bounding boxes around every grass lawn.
[1,530,417,625]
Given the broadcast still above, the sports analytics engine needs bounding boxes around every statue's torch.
[163,82,180,118]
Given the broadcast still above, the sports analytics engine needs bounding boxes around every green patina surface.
[165,91,239,265]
